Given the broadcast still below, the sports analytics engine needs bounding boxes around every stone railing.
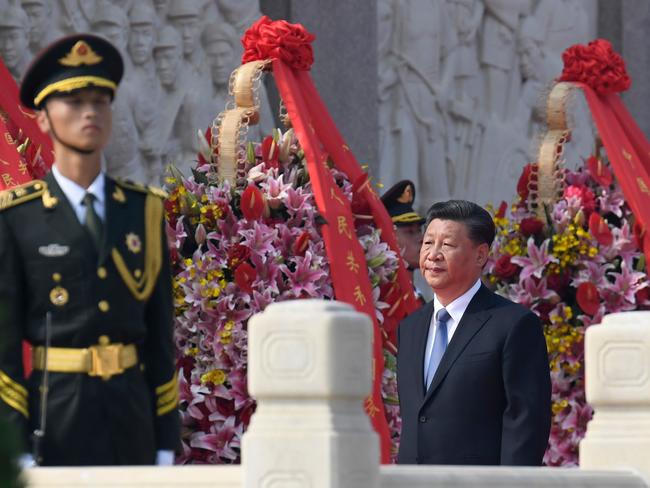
[23,301,650,488]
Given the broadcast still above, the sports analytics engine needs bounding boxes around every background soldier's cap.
[91,2,128,28]
[201,21,236,47]
[21,0,47,6]
[154,26,182,51]
[0,5,29,29]
[380,180,425,227]
[129,2,156,26]
[167,0,201,19]
[20,33,124,109]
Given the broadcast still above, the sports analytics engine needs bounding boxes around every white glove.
[156,450,174,466]
[19,454,36,468]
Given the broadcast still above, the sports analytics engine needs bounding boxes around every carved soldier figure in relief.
[0,6,31,82]
[534,0,592,61]
[152,0,171,26]
[480,0,531,120]
[91,3,146,183]
[21,0,64,55]
[378,0,418,192]
[58,0,97,33]
[126,2,163,184]
[167,0,210,91]
[201,22,237,127]
[153,25,202,177]
[214,0,277,139]
[510,16,548,144]
[446,0,484,195]
[384,0,458,204]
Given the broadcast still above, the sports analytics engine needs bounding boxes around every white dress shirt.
[51,165,105,224]
[423,278,482,382]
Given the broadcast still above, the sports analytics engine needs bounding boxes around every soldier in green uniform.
[0,34,180,465]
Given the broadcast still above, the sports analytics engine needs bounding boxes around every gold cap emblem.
[59,41,103,67]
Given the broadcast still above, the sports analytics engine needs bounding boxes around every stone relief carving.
[0,0,273,185]
[378,0,598,209]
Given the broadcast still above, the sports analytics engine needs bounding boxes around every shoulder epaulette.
[0,180,46,211]
[116,178,168,199]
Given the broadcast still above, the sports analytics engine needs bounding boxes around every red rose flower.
[547,270,570,294]
[517,164,537,200]
[586,155,613,187]
[520,217,544,237]
[558,39,631,95]
[564,185,596,215]
[576,282,600,316]
[234,262,256,293]
[493,255,519,280]
[240,184,266,220]
[241,16,316,71]
[227,244,251,268]
[588,212,613,246]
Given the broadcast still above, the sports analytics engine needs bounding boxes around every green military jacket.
[0,172,179,465]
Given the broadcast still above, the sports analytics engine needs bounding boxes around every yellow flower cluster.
[549,224,595,271]
[545,305,583,376]
[193,194,225,227]
[174,257,227,309]
[219,320,235,345]
[201,369,227,385]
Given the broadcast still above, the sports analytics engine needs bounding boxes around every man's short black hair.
[424,200,495,247]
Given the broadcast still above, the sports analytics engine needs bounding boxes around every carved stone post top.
[585,311,650,406]
[247,299,373,399]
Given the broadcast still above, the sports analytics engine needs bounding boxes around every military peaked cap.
[380,180,425,226]
[20,33,123,109]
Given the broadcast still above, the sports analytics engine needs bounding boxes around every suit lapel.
[42,172,95,257]
[422,285,494,405]
[99,177,127,264]
[413,302,435,400]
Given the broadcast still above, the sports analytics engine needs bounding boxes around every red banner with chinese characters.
[558,39,650,272]
[0,57,52,190]
[273,60,392,462]
[0,58,53,376]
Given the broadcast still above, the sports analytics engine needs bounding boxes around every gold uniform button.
[134,269,142,279]
[52,273,62,282]
[98,300,110,312]
[97,267,107,279]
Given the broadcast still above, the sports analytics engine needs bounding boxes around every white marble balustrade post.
[580,312,650,483]
[242,300,379,488]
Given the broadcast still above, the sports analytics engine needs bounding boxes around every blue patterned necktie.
[425,308,451,389]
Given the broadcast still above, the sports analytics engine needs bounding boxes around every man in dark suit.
[0,34,179,465]
[397,200,551,465]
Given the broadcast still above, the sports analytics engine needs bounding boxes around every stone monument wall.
[5,0,646,211]
[0,0,276,185]
[376,0,599,210]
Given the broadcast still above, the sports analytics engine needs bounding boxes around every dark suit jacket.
[397,284,551,465]
[0,172,180,465]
